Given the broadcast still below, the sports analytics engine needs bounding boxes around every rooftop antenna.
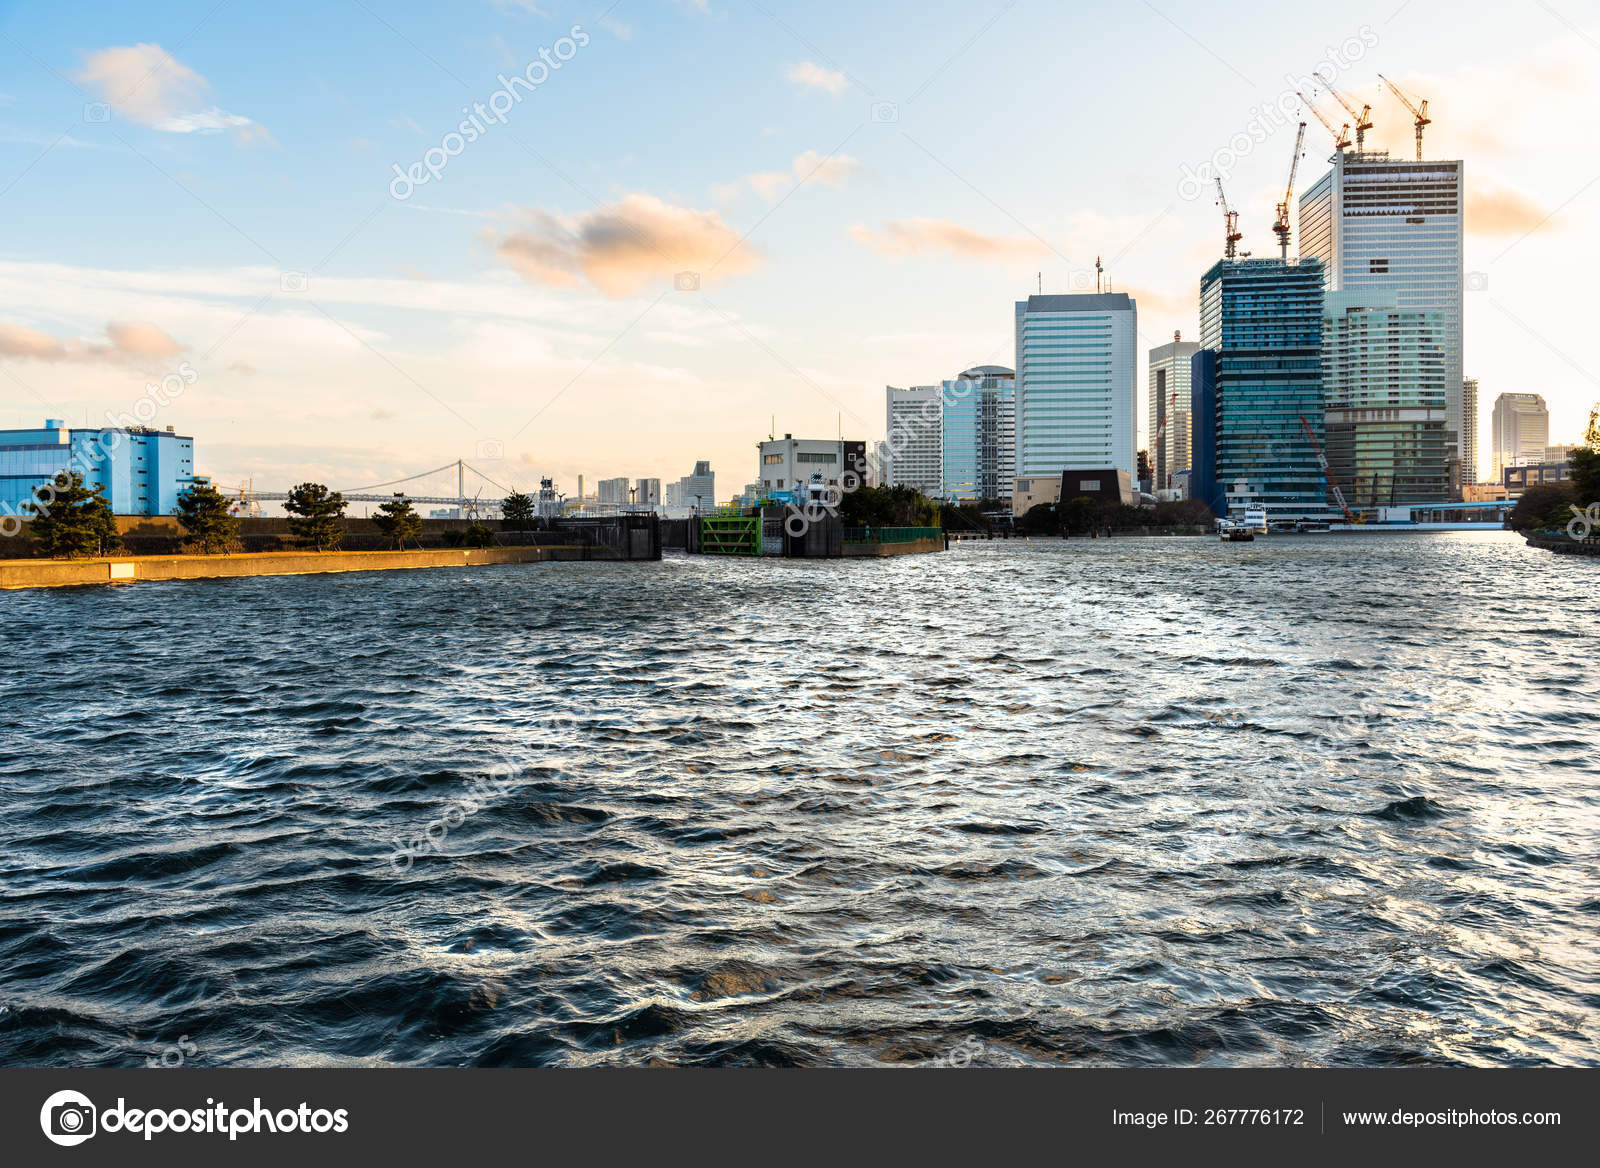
[769,415,775,441]
[1036,271,1042,294]
[1095,256,1103,293]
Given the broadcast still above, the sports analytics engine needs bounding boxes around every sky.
[1,0,1597,500]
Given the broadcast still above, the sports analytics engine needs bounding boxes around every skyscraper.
[1490,392,1550,479]
[940,365,1015,502]
[1322,291,1450,507]
[1199,257,1328,521]
[1013,293,1137,481]
[884,385,944,498]
[1148,335,1199,492]
[1298,151,1465,467]
[1189,349,1223,516]
[1462,377,1479,483]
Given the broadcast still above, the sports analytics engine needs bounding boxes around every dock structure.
[686,507,944,559]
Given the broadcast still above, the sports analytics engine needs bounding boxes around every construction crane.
[1273,121,1307,260]
[1378,73,1430,161]
[1215,176,1242,260]
[1298,91,1350,153]
[1315,72,1373,151]
[1299,415,1354,522]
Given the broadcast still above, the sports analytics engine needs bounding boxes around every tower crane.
[1378,74,1430,161]
[1299,415,1355,522]
[1298,92,1350,153]
[1315,72,1373,151]
[1273,121,1307,260]
[1215,176,1242,260]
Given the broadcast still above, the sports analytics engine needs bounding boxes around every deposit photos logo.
[39,1090,350,1144]
[390,24,589,200]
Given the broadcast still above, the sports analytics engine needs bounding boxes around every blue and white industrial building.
[0,419,199,518]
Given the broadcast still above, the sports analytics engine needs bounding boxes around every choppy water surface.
[2,532,1597,1067]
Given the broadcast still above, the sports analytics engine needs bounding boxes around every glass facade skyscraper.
[1322,291,1451,507]
[1298,152,1464,468]
[1013,293,1136,481]
[1189,349,1223,517]
[1199,257,1329,520]
[940,365,1015,502]
[1148,336,1199,492]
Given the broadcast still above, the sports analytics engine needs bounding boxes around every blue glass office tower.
[940,365,1015,502]
[1198,258,1329,520]
[1189,349,1223,517]
[0,419,198,518]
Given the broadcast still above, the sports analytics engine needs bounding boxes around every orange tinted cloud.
[849,218,1047,261]
[1467,183,1550,236]
[487,194,760,297]
[0,320,185,363]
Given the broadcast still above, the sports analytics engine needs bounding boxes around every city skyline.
[1,1,1596,497]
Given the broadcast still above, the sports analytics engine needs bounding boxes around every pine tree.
[372,493,423,549]
[284,482,347,551]
[1569,403,1600,508]
[501,490,536,529]
[175,481,240,554]
[26,472,121,558]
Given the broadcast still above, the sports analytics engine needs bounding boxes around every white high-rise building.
[1014,293,1137,480]
[884,385,943,498]
[1298,151,1465,465]
[1490,392,1550,479]
[1148,335,1199,492]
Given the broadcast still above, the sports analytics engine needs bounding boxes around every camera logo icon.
[1466,271,1488,292]
[280,271,309,293]
[475,438,505,461]
[83,102,111,123]
[870,101,898,123]
[673,270,700,292]
[40,1090,97,1147]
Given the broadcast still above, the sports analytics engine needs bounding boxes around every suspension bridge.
[216,459,527,519]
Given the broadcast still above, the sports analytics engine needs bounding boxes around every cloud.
[74,43,262,138]
[0,323,66,361]
[0,320,184,364]
[849,218,1048,261]
[105,320,184,358]
[793,149,860,187]
[713,150,861,202]
[599,16,633,39]
[786,61,848,95]
[485,194,760,297]
[1468,183,1550,236]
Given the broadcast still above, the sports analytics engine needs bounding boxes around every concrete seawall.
[0,545,599,590]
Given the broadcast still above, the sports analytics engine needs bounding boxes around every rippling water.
[2,532,1597,1067]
